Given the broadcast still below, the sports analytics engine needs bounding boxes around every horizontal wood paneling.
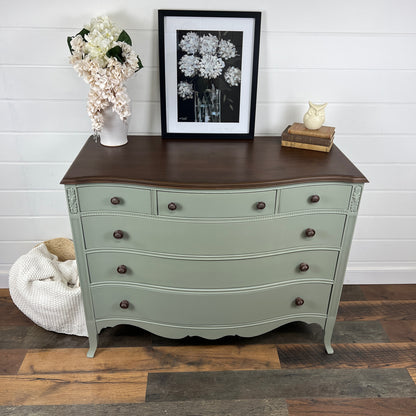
[261,33,416,70]
[335,136,416,164]
[359,192,416,216]
[0,242,42,264]
[4,0,416,33]
[354,216,416,240]
[0,29,155,67]
[351,164,416,190]
[0,164,70,190]
[4,67,416,104]
[3,101,416,136]
[0,218,71,241]
[0,134,86,162]
[349,241,416,262]
[2,29,416,70]
[0,191,68,215]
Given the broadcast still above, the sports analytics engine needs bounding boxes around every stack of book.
[281,123,335,152]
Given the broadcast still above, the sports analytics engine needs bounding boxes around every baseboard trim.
[344,265,416,285]
[0,269,9,288]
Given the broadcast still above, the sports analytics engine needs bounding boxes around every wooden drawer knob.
[299,263,309,272]
[168,202,177,211]
[119,300,129,309]
[256,201,266,210]
[310,195,320,203]
[305,228,316,237]
[295,297,305,306]
[117,265,127,274]
[113,230,124,239]
[110,197,121,205]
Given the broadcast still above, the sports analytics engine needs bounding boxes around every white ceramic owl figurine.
[303,102,327,130]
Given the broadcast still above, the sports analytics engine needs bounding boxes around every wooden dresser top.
[61,136,368,189]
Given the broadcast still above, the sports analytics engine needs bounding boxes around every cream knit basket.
[9,238,87,336]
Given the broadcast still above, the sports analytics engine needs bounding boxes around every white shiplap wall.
[1,0,416,287]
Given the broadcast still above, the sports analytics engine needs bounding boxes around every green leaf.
[77,28,90,40]
[67,36,74,54]
[106,45,124,63]
[117,30,132,46]
[136,55,144,72]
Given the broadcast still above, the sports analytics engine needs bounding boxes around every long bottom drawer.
[91,282,332,327]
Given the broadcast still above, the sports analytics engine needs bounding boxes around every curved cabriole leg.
[324,335,334,355]
[87,340,97,358]
[324,317,336,354]
[86,333,98,358]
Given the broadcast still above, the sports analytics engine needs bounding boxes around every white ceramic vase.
[99,106,128,147]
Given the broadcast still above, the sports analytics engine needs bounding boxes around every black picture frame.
[158,10,261,139]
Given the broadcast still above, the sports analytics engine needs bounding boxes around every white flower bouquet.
[67,16,143,132]
[177,30,242,122]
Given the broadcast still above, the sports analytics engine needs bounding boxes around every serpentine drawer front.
[81,213,346,255]
[91,282,332,327]
[157,190,276,217]
[279,184,352,213]
[77,185,151,213]
[86,249,339,288]
[61,136,367,357]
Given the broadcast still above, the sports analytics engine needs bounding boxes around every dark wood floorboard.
[0,399,288,416]
[339,285,366,301]
[382,320,416,342]
[287,398,416,416]
[278,343,416,369]
[1,284,415,413]
[331,321,389,343]
[337,300,416,321]
[0,289,33,326]
[145,368,416,402]
[360,284,416,300]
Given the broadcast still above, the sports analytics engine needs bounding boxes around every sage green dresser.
[61,136,367,357]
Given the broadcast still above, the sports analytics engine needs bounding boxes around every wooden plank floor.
[1,284,415,415]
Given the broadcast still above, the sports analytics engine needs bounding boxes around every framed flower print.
[158,10,261,139]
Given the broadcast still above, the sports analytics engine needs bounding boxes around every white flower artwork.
[178,81,194,100]
[176,30,243,123]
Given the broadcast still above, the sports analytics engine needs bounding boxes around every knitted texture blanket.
[9,243,87,336]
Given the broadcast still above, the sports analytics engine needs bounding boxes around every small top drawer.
[77,185,151,213]
[157,190,276,218]
[279,184,352,213]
